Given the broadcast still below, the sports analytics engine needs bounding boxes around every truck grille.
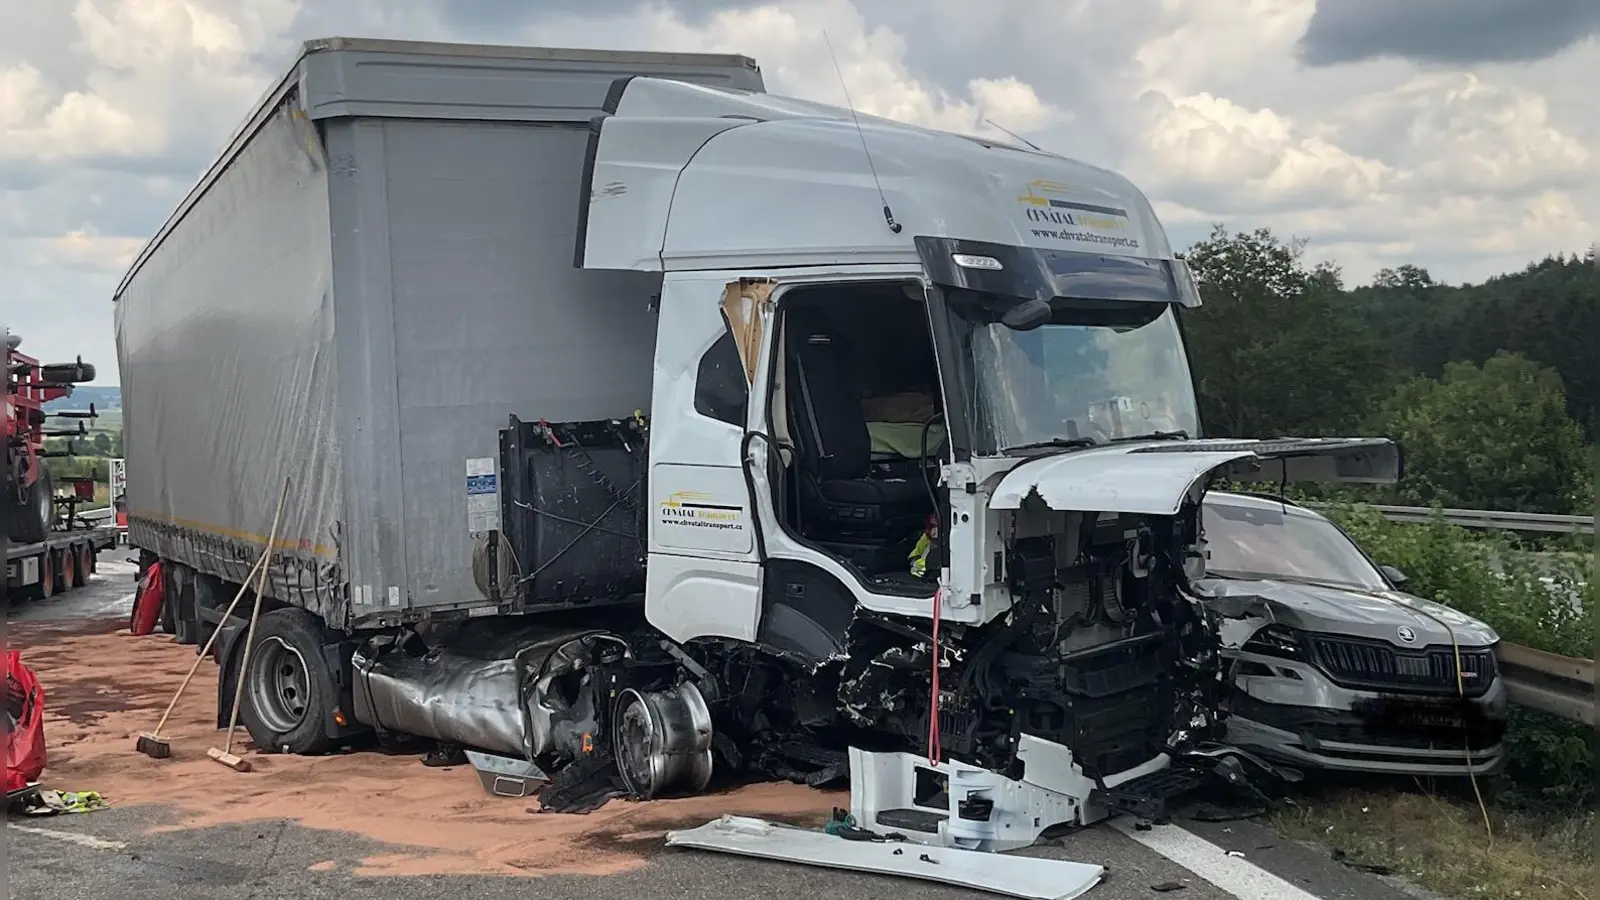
[1311,637,1495,697]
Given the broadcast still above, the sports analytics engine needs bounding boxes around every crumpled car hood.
[988,437,1401,515]
[1198,576,1500,649]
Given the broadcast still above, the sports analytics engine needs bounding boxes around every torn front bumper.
[848,737,1173,852]
[1225,665,1510,777]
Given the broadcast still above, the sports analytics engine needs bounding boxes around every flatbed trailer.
[6,521,119,601]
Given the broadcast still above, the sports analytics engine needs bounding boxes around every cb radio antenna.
[822,31,901,234]
[985,118,1041,152]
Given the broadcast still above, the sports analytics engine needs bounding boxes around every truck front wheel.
[240,608,335,756]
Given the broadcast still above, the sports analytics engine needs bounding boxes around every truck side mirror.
[1379,564,1407,587]
[1000,298,1052,331]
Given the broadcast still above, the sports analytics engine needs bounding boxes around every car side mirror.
[1379,565,1407,587]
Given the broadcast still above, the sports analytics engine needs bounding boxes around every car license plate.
[1394,708,1465,730]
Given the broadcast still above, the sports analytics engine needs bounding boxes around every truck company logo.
[1017,179,1131,231]
[659,491,745,533]
[1016,179,1140,250]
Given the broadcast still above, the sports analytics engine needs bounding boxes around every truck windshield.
[951,297,1200,454]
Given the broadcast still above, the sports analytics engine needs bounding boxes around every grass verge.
[1271,785,1594,900]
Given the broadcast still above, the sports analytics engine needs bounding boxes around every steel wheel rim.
[613,689,660,797]
[247,636,312,733]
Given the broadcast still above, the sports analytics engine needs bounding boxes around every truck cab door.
[643,272,769,643]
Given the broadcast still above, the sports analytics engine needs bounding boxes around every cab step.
[1090,766,1208,820]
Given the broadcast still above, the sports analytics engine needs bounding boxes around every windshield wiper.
[1103,429,1189,444]
[1001,437,1098,454]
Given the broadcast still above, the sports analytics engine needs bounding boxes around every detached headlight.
[1240,624,1306,661]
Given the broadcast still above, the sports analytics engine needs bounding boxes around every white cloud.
[2,0,1597,369]
[1341,73,1591,195]
[530,0,1066,140]
[2,0,299,166]
[1134,89,1391,213]
[41,227,146,273]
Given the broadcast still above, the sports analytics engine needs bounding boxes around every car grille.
[1311,636,1496,697]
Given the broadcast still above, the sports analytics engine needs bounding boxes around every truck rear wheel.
[33,550,55,601]
[8,468,54,544]
[158,584,178,635]
[240,608,334,756]
[76,542,96,581]
[58,549,77,592]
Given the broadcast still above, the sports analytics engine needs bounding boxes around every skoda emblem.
[1396,625,1417,645]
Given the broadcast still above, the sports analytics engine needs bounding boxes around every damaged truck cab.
[115,39,1400,852]
[507,75,1401,841]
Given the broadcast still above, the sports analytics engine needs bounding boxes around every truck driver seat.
[784,311,930,556]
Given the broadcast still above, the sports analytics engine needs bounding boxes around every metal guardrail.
[1496,642,1594,726]
[77,507,114,523]
[1359,504,1593,535]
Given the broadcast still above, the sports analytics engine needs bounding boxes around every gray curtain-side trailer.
[114,39,765,638]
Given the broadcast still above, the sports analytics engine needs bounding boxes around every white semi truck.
[116,37,1399,847]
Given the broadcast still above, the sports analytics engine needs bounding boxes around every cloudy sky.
[4,0,1596,380]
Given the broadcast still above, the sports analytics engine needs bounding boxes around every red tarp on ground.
[7,649,47,794]
[130,560,164,637]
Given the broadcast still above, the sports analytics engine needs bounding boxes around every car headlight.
[1240,624,1306,662]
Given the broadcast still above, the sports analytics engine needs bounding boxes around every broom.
[134,476,291,760]
[208,476,293,772]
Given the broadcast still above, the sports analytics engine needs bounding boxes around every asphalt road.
[5,550,1431,900]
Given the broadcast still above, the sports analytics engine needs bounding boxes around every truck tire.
[32,550,55,601]
[57,548,77,592]
[38,361,95,384]
[76,542,96,583]
[240,608,335,756]
[158,585,178,635]
[8,469,55,544]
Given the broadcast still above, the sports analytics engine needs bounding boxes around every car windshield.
[951,298,1200,453]
[1202,499,1390,592]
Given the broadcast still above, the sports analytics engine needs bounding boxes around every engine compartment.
[831,498,1225,781]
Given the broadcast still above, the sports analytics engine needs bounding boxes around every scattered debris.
[464,749,546,798]
[1331,848,1396,876]
[12,789,108,816]
[1150,882,1187,892]
[423,743,469,768]
[666,815,1105,900]
[1187,802,1265,823]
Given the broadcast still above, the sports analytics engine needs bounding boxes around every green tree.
[1353,250,1597,441]
[1178,225,1397,437]
[1376,353,1589,513]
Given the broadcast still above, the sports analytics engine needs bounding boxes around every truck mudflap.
[989,436,1401,514]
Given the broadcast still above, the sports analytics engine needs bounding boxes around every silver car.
[1197,491,1508,777]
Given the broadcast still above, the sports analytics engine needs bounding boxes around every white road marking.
[1113,820,1325,900]
[9,824,128,852]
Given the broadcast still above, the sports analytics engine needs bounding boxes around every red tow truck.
[5,330,118,601]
